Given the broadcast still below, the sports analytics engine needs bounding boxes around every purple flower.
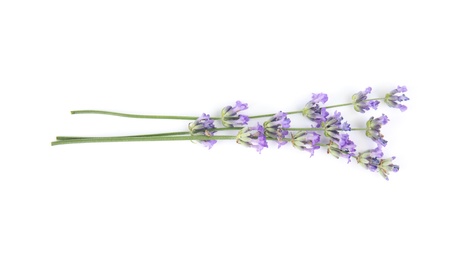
[366,114,389,147]
[302,93,329,127]
[188,113,217,149]
[357,145,384,172]
[264,111,291,148]
[291,131,321,157]
[221,101,250,127]
[236,123,268,153]
[327,133,356,163]
[384,86,409,111]
[377,156,400,180]
[321,111,351,143]
[352,87,380,113]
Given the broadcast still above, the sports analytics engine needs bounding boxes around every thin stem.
[55,127,244,141]
[51,135,237,146]
[56,131,191,140]
[249,111,302,119]
[70,97,386,121]
[288,127,324,131]
[56,126,367,141]
[325,102,354,109]
[71,110,205,120]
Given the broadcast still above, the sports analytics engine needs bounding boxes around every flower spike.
[357,145,384,172]
[384,86,409,112]
[264,111,291,148]
[221,101,250,127]
[366,114,389,147]
[377,157,400,180]
[291,131,321,157]
[302,93,329,127]
[327,133,356,163]
[321,111,351,143]
[188,113,217,149]
[352,87,380,113]
[236,123,268,153]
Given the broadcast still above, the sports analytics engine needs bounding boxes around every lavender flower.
[263,111,291,148]
[221,101,250,127]
[302,93,329,127]
[188,113,217,149]
[53,86,408,180]
[384,86,409,112]
[321,111,350,142]
[236,123,268,153]
[377,157,400,180]
[290,131,321,157]
[357,145,384,172]
[352,87,380,113]
[327,133,356,163]
[366,114,389,147]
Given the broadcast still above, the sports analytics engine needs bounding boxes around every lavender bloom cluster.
[189,86,409,180]
[53,84,409,180]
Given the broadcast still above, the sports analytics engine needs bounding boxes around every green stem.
[56,126,367,141]
[51,135,237,146]
[55,128,244,141]
[71,98,385,123]
[288,127,323,131]
[71,110,205,120]
[69,97,386,121]
[56,131,191,140]
[249,111,302,119]
[325,102,354,109]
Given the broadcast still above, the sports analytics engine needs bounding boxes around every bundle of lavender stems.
[52,86,409,180]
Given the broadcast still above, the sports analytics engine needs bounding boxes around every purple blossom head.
[188,113,217,149]
[357,145,384,172]
[236,123,268,153]
[352,87,380,113]
[384,86,409,112]
[377,156,399,180]
[366,114,389,147]
[263,111,291,148]
[327,133,356,163]
[302,93,329,127]
[321,111,351,143]
[221,101,250,127]
[291,131,321,157]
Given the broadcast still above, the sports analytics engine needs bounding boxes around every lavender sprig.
[290,131,321,157]
[384,86,409,111]
[221,101,250,127]
[54,86,409,180]
[352,87,380,113]
[366,114,389,147]
[188,113,217,149]
[236,123,268,153]
[263,111,291,148]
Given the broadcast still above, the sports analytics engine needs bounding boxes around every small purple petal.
[397,104,407,112]
[397,86,407,92]
[202,140,217,149]
[311,93,328,104]
[341,121,351,131]
[364,87,372,95]
[369,100,380,110]
[233,101,248,113]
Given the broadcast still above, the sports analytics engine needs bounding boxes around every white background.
[1,1,467,259]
